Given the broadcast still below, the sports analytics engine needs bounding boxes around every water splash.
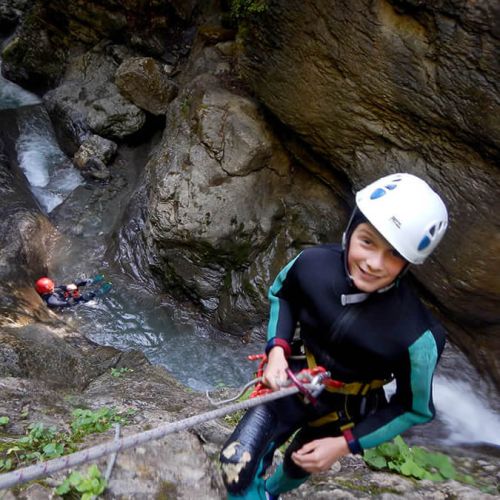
[16,107,83,212]
[433,376,500,446]
[0,62,41,109]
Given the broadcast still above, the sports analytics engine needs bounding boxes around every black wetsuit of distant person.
[42,280,96,308]
[35,276,109,309]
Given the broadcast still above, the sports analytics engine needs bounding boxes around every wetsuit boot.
[264,463,309,498]
[226,475,267,500]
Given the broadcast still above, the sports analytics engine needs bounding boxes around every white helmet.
[355,173,448,264]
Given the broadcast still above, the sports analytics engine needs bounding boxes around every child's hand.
[262,347,289,391]
[291,436,349,473]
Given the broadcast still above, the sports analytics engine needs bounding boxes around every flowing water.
[1,67,499,449]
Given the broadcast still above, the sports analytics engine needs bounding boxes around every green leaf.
[363,449,387,469]
[400,459,427,479]
[0,458,13,471]
[0,416,9,426]
[69,471,83,486]
[88,464,100,478]
[377,441,400,458]
[55,479,71,495]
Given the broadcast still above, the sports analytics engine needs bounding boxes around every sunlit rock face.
[238,0,500,386]
[0,117,54,326]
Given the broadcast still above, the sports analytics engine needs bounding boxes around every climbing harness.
[206,355,329,406]
[304,347,389,395]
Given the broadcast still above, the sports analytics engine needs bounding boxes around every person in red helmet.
[35,274,111,308]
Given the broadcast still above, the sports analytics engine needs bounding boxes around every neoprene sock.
[265,463,309,496]
[227,476,267,500]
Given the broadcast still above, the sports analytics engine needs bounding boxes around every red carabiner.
[247,353,272,398]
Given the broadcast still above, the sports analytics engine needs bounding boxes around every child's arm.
[291,436,349,473]
[266,254,302,352]
[262,346,289,391]
[45,293,72,308]
[263,254,303,390]
[347,329,444,454]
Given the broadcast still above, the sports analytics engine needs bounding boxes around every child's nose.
[367,251,384,270]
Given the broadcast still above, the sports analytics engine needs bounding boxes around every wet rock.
[0,0,30,32]
[0,3,67,89]
[115,57,178,116]
[87,94,146,139]
[43,44,148,153]
[0,324,119,388]
[73,134,116,180]
[0,130,54,326]
[77,157,111,180]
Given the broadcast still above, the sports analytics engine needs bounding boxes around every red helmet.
[35,277,55,294]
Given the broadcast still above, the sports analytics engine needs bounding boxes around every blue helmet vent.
[418,235,431,251]
[370,188,386,199]
[370,183,399,200]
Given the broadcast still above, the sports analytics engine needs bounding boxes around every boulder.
[115,57,178,116]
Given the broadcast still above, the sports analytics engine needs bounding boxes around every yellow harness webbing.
[305,348,387,396]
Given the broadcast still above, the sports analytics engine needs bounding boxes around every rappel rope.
[0,380,324,491]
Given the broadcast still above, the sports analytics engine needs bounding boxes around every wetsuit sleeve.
[351,329,444,452]
[75,291,96,303]
[266,253,303,354]
[45,293,71,308]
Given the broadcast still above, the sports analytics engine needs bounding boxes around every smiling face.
[347,223,407,293]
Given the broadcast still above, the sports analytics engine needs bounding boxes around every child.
[220,173,448,499]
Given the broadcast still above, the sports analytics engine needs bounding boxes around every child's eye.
[361,238,372,245]
[391,249,403,259]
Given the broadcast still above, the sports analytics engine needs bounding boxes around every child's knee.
[220,440,256,494]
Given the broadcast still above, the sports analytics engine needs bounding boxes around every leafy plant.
[230,0,267,21]
[6,423,69,465]
[55,464,106,499]
[0,416,9,426]
[1,407,132,472]
[363,435,462,482]
[111,367,134,378]
[70,407,127,439]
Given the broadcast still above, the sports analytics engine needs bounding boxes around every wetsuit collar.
[340,282,395,306]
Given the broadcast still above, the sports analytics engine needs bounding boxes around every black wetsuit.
[40,279,95,308]
[220,244,446,498]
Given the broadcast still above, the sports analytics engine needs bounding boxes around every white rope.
[104,423,121,483]
[0,384,311,491]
